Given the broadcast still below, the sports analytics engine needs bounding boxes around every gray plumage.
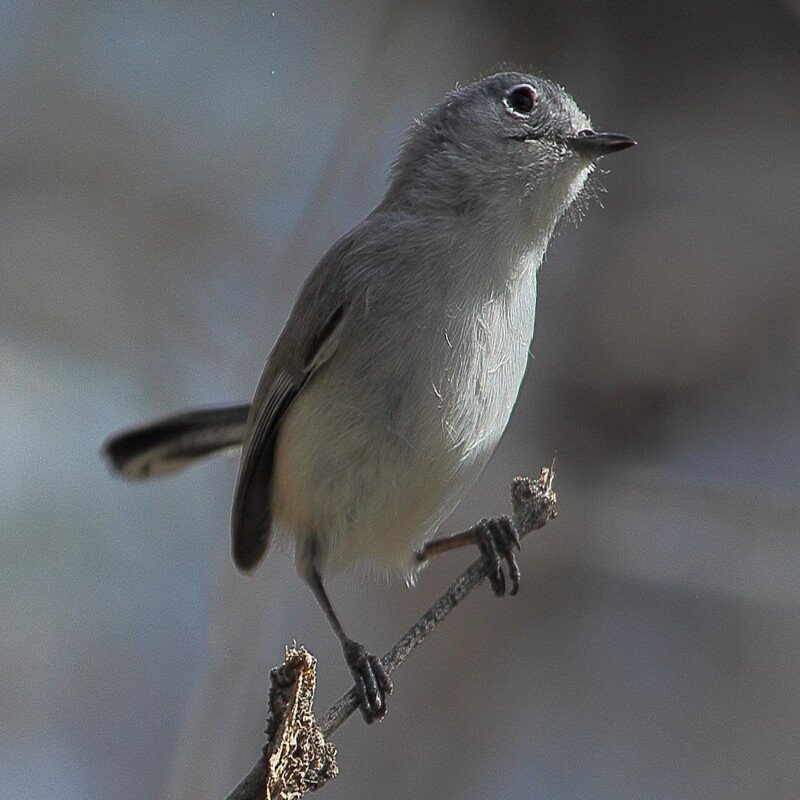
[234,73,601,581]
[105,73,634,580]
[104,71,634,722]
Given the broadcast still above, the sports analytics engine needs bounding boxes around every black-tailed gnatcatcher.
[104,72,635,723]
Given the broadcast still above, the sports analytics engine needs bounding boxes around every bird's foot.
[475,515,521,597]
[343,639,393,723]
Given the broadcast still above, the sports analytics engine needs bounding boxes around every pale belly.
[271,277,537,576]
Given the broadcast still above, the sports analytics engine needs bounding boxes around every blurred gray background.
[2,1,799,798]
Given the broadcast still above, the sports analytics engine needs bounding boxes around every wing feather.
[230,373,298,570]
[231,305,346,571]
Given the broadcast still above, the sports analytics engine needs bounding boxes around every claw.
[476,519,503,596]
[475,516,521,597]
[343,639,391,723]
[370,653,393,693]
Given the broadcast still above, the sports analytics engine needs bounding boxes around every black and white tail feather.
[103,404,251,480]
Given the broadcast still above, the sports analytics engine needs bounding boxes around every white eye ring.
[503,84,537,117]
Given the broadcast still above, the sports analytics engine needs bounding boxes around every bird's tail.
[103,404,251,480]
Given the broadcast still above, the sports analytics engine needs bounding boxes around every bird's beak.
[565,131,637,158]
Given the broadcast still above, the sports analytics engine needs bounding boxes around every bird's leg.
[415,516,521,596]
[303,552,392,723]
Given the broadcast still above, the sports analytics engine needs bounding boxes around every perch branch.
[225,466,557,800]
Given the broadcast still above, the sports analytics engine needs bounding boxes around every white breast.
[434,264,538,466]
[272,246,541,578]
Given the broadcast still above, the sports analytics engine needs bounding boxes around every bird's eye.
[503,84,537,117]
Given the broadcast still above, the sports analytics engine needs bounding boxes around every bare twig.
[225,467,557,800]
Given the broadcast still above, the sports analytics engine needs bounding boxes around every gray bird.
[104,72,635,723]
